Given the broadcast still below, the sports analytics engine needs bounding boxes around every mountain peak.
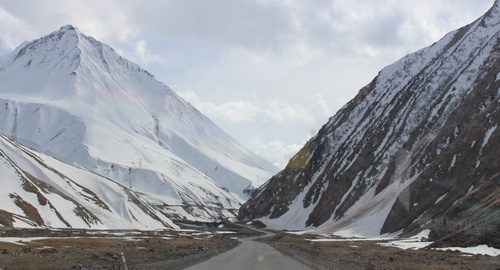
[8,24,86,69]
[0,25,278,211]
[9,24,107,68]
[482,0,500,25]
[0,25,145,100]
[47,24,81,38]
[0,24,278,227]
[59,24,78,32]
[28,24,82,47]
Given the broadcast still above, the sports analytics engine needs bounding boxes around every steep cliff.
[239,1,499,246]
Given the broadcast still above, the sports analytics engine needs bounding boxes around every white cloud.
[133,40,164,65]
[180,90,332,126]
[0,7,35,50]
[312,93,332,116]
[263,100,314,123]
[178,91,259,123]
[249,138,304,168]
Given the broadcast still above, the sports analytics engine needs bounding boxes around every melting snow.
[432,245,500,257]
[378,230,500,256]
[378,229,432,250]
[475,125,497,169]
[449,154,457,170]
[481,125,497,149]
[435,193,447,204]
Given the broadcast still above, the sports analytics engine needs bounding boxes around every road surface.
[184,230,311,270]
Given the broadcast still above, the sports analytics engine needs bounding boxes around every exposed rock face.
[239,1,499,245]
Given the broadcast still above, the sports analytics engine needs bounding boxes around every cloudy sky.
[0,0,495,168]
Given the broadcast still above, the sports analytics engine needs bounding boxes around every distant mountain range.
[0,25,277,229]
[240,0,499,248]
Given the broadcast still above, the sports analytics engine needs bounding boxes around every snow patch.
[449,154,457,170]
[432,245,500,257]
[435,193,447,204]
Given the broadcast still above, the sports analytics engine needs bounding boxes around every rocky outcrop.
[239,1,499,244]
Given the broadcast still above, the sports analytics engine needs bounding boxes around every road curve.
[184,230,311,270]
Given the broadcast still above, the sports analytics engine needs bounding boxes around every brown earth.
[0,227,498,270]
[0,226,256,270]
[259,232,500,270]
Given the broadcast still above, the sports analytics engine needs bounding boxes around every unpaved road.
[185,230,311,270]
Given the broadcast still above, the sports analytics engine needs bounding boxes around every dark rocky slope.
[239,1,499,247]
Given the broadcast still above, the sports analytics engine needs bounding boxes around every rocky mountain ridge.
[239,0,499,247]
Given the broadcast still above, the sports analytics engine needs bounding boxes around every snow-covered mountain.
[239,1,499,247]
[0,133,177,229]
[0,25,278,228]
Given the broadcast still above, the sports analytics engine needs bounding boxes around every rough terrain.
[0,226,498,269]
[0,225,258,270]
[259,232,499,270]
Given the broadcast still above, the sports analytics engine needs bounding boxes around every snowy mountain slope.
[0,133,177,229]
[0,25,278,226]
[239,1,499,244]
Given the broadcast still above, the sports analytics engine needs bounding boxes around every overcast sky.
[0,0,495,168]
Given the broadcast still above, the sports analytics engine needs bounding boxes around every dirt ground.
[259,232,500,270]
[0,227,498,270]
[0,226,256,270]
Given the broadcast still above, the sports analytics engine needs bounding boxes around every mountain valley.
[0,2,498,269]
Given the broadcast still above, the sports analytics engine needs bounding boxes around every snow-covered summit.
[3,24,158,100]
[0,25,278,227]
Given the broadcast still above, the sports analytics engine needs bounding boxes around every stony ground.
[0,225,259,270]
[259,232,500,270]
[0,226,498,270]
